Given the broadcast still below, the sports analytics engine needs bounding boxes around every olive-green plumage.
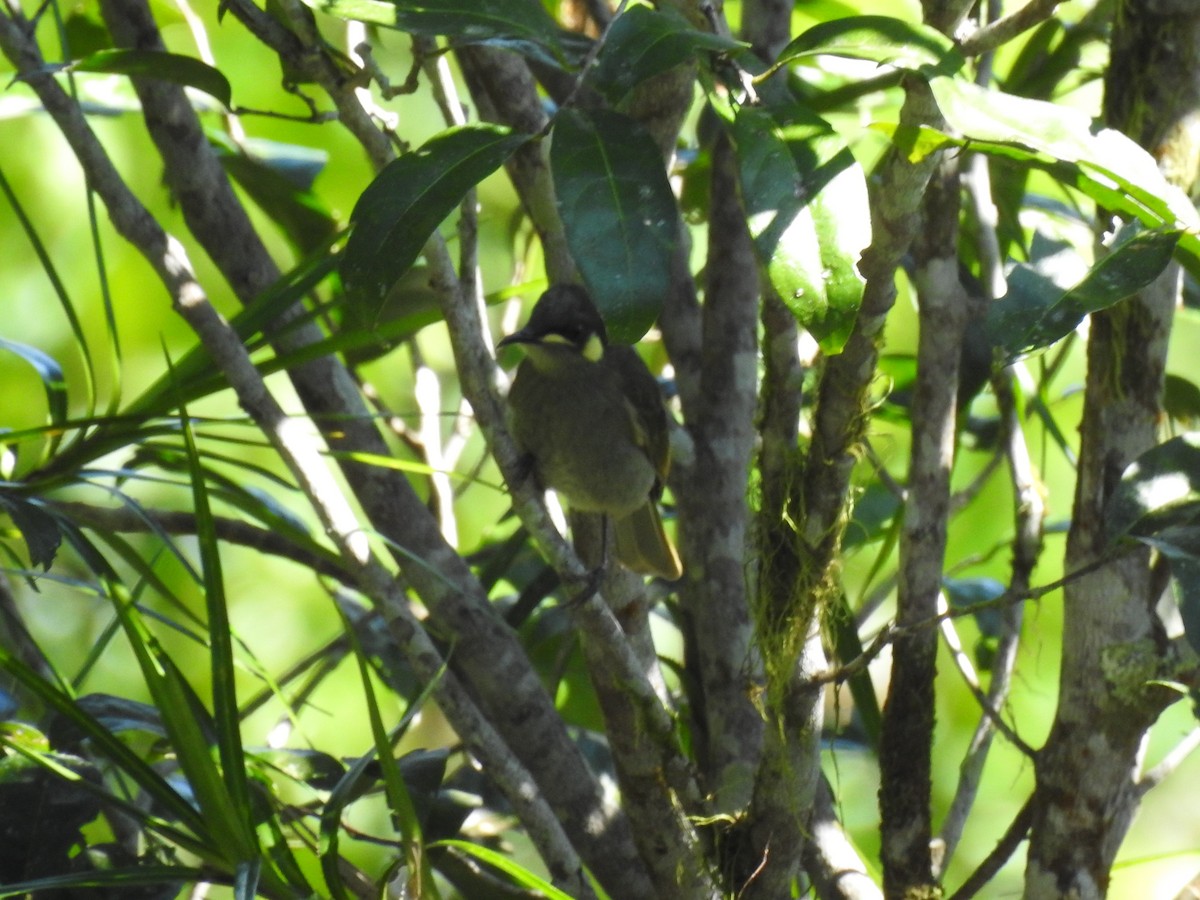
[499,285,682,580]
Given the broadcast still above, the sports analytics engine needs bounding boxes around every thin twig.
[1138,727,1200,795]
[937,591,1036,758]
[957,0,1063,59]
[808,553,1119,688]
[47,500,353,584]
[947,794,1035,900]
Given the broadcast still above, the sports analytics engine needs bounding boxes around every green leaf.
[927,76,1200,276]
[432,839,576,900]
[1169,557,1200,656]
[1106,433,1200,558]
[212,135,336,256]
[176,405,262,873]
[986,224,1182,362]
[341,124,529,312]
[773,15,963,77]
[0,337,68,436]
[550,108,678,343]
[729,105,867,352]
[590,5,744,104]
[1165,374,1200,426]
[66,49,232,108]
[301,0,579,67]
[0,494,61,571]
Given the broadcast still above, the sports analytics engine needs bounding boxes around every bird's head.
[499,284,609,366]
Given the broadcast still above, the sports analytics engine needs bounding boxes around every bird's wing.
[604,345,672,482]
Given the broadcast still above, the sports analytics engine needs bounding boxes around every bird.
[498,284,683,580]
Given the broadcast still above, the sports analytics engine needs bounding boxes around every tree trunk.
[1025,2,1200,895]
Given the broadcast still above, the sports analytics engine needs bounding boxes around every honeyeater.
[498,285,683,580]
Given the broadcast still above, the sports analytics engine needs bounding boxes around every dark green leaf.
[213,135,336,255]
[1106,434,1200,556]
[301,0,579,67]
[943,577,1006,637]
[551,108,679,343]
[0,495,61,571]
[986,225,1181,362]
[67,49,232,108]
[1165,374,1200,426]
[775,15,963,77]
[729,105,867,352]
[341,124,529,313]
[62,10,112,58]
[590,5,744,104]
[1170,557,1200,656]
[75,694,166,737]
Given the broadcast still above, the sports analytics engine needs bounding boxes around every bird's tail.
[614,502,682,580]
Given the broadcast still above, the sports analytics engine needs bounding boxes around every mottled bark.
[1025,2,1200,896]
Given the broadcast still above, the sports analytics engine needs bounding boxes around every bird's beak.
[497,329,531,350]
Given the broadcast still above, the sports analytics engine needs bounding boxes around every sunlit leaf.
[926,77,1200,276]
[729,105,867,352]
[341,124,529,312]
[551,108,679,343]
[1106,433,1200,557]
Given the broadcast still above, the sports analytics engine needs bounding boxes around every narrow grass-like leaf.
[433,839,576,899]
[0,165,95,450]
[0,647,209,839]
[0,865,203,898]
[551,108,678,342]
[319,635,445,900]
[108,578,258,868]
[0,338,69,445]
[341,125,529,310]
[340,600,434,897]
[177,403,259,868]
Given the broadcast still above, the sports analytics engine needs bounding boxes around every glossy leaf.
[590,5,744,104]
[986,225,1182,363]
[729,105,867,352]
[775,15,963,76]
[927,77,1200,276]
[550,108,678,342]
[1170,557,1200,656]
[302,0,578,66]
[341,125,529,312]
[66,49,232,107]
[1106,433,1200,557]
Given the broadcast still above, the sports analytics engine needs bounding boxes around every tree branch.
[957,0,1064,59]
